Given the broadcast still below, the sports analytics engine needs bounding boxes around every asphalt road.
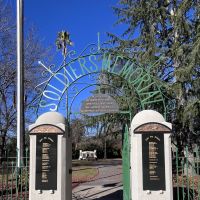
[72,159,123,200]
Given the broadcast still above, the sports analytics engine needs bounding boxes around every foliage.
[76,135,122,159]
[70,118,85,153]
[109,0,200,147]
[84,113,129,136]
[75,113,124,159]
[80,73,132,156]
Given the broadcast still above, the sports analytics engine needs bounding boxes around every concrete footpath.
[72,162,123,200]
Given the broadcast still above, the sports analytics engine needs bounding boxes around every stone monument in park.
[130,110,173,200]
[28,112,72,200]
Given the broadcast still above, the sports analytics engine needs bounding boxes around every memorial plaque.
[81,94,119,114]
[142,133,166,190]
[36,134,57,190]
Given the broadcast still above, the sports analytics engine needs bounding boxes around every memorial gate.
[32,36,170,200]
[0,35,199,200]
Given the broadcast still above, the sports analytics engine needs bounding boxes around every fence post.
[15,148,19,198]
[197,146,200,200]
[186,146,189,200]
[1,161,4,200]
[181,158,185,200]
[25,147,29,200]
[6,150,8,198]
[176,146,179,200]
[11,161,14,199]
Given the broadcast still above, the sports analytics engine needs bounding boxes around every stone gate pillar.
[130,110,173,200]
[29,112,72,200]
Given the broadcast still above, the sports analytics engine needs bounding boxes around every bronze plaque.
[134,123,171,133]
[81,94,119,114]
[36,134,57,190]
[142,133,166,190]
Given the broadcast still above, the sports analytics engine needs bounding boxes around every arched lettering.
[79,58,91,74]
[39,100,58,111]
[102,54,111,72]
[43,90,61,101]
[89,55,98,72]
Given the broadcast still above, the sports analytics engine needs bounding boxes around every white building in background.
[79,150,97,160]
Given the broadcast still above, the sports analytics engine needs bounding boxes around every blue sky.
[23,0,125,116]
[8,0,128,117]
[7,0,126,57]
[24,0,122,51]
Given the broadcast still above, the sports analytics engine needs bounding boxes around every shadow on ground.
[85,187,195,200]
[94,190,123,200]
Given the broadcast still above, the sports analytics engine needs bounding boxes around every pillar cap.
[35,112,66,125]
[131,110,165,128]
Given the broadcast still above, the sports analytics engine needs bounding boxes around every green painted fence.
[122,125,131,200]
[0,149,29,200]
[1,145,200,200]
[173,146,200,200]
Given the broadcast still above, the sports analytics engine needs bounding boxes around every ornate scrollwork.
[49,64,58,73]
[41,69,51,79]
[66,50,77,60]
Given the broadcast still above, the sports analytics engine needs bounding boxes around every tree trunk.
[104,136,107,159]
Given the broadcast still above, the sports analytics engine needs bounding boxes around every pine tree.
[109,0,200,147]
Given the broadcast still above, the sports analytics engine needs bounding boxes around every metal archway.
[34,41,167,118]
[33,37,169,200]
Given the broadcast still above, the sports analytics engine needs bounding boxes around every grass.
[72,167,98,183]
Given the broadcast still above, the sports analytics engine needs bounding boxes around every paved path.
[72,161,123,200]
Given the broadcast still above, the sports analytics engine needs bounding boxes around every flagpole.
[17,0,24,167]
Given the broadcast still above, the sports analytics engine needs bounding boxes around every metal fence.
[0,149,29,200]
[1,146,200,200]
[173,146,200,200]
[122,125,131,200]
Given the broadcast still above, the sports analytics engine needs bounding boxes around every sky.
[7,0,126,59]
[24,0,123,51]
[8,0,127,117]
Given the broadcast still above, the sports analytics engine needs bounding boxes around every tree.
[0,0,50,158]
[83,112,126,159]
[109,0,200,147]
[70,118,85,151]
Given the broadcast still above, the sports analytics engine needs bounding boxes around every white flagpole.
[17,0,24,167]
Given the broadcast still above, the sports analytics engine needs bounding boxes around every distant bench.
[78,150,97,160]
